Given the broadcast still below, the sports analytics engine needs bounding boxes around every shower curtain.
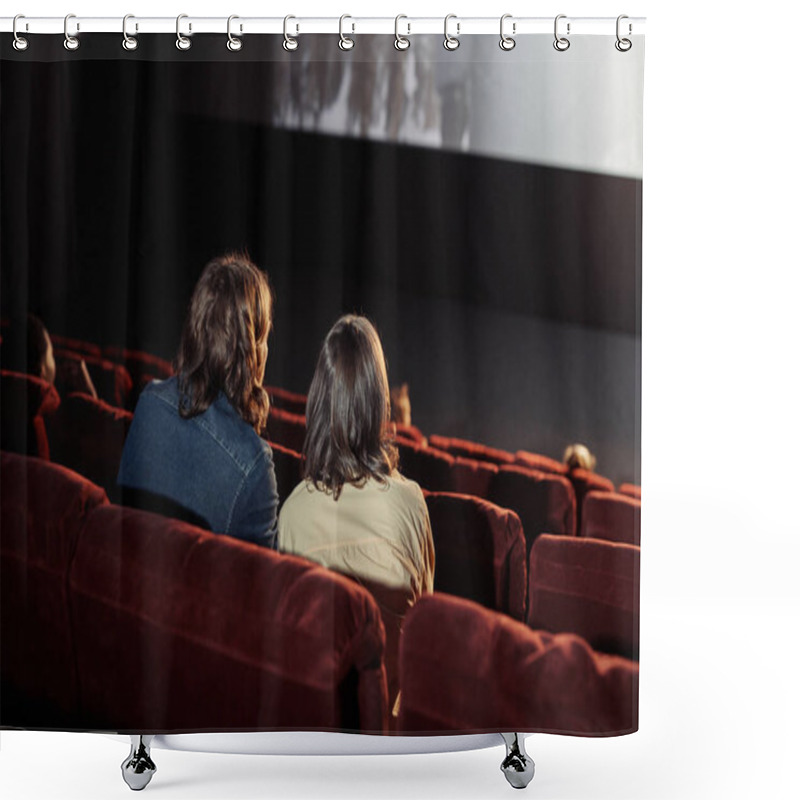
[0,23,643,739]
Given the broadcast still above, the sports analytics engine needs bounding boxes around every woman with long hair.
[118,253,279,547]
[278,315,434,710]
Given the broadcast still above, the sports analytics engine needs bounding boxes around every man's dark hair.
[175,253,272,433]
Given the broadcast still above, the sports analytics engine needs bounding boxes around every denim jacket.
[117,376,278,548]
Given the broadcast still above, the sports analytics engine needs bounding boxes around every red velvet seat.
[395,423,426,444]
[269,441,303,504]
[618,483,642,500]
[450,456,498,499]
[514,450,568,475]
[102,345,173,381]
[425,492,526,621]
[489,465,576,556]
[581,491,641,546]
[266,385,308,417]
[102,346,173,405]
[265,407,307,454]
[428,435,515,466]
[54,349,133,409]
[568,467,615,533]
[69,505,389,733]
[46,392,133,502]
[396,440,454,493]
[0,452,109,726]
[398,594,638,735]
[527,534,640,659]
[49,333,102,359]
[0,370,61,459]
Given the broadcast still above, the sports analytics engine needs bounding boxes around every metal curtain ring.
[499,14,516,51]
[227,15,242,51]
[339,14,354,51]
[64,13,80,51]
[394,14,410,51]
[615,14,632,51]
[443,14,460,51]
[122,14,138,51]
[176,14,191,50]
[553,14,570,51]
[283,15,298,51]
[12,14,29,51]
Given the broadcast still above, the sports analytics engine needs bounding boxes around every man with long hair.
[117,253,279,547]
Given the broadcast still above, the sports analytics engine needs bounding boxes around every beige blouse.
[278,472,435,600]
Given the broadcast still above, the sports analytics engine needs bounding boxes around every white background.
[2,1,799,798]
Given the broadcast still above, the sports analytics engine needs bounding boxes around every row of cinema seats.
[49,335,174,411]
[0,369,640,633]
[266,406,641,552]
[1,451,638,735]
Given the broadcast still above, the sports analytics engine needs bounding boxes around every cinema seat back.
[450,456,497,499]
[429,435,515,466]
[618,483,642,500]
[528,534,640,659]
[396,440,454,493]
[398,594,638,735]
[266,385,308,417]
[49,333,102,359]
[0,370,60,459]
[425,492,526,620]
[269,441,303,505]
[514,450,568,475]
[46,392,133,502]
[489,465,576,555]
[0,452,109,725]
[69,505,388,732]
[102,346,173,381]
[265,407,307,454]
[581,491,642,546]
[55,349,133,409]
[102,346,173,405]
[568,467,615,532]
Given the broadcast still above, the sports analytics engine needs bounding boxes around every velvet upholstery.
[568,467,615,534]
[395,424,426,445]
[0,452,109,726]
[396,440,455,493]
[334,573,415,727]
[424,492,526,621]
[0,370,61,459]
[269,441,303,505]
[450,456,498,499]
[489,465,577,556]
[618,483,642,500]
[49,333,102,359]
[266,385,308,417]
[54,349,133,409]
[102,346,173,406]
[69,505,389,733]
[265,406,307,454]
[102,346,174,380]
[398,594,638,735]
[429,435,515,466]
[581,491,642,546]
[527,534,640,659]
[514,449,568,475]
[46,392,132,502]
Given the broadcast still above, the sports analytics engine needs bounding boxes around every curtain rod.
[1,16,646,37]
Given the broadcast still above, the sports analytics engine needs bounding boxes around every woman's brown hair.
[175,253,272,433]
[303,315,399,499]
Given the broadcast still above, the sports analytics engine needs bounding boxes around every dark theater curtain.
[1,34,641,483]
